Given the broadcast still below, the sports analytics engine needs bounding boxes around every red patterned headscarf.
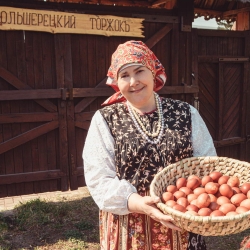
[102,40,167,106]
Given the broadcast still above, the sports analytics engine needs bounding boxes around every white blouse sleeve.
[190,105,217,157]
[82,110,137,215]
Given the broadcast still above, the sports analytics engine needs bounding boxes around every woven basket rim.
[150,156,250,223]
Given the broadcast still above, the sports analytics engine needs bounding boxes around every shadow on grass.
[0,195,100,250]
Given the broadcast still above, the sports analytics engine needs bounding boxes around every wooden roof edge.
[194,7,249,21]
[195,6,250,20]
[41,0,177,9]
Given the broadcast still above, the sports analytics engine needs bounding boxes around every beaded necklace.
[127,93,164,145]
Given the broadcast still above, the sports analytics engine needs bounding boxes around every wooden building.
[0,0,250,197]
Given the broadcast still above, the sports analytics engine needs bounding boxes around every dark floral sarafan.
[98,97,206,250]
[100,97,193,192]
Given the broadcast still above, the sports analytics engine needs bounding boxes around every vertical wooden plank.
[217,63,224,141]
[192,28,198,88]
[171,22,179,104]
[71,34,85,187]
[64,34,78,190]
[79,35,89,90]
[163,25,171,80]
[72,34,81,88]
[21,31,34,194]
[232,38,237,56]
[0,31,8,197]
[185,31,193,104]
[178,31,186,101]
[16,31,29,195]
[95,35,108,108]
[76,35,87,186]
[54,34,69,191]
[217,36,223,57]
[33,32,45,194]
[42,33,58,191]
[228,37,233,57]
[24,31,37,194]
[198,31,207,56]
[171,23,179,87]
[5,31,17,196]
[186,32,192,86]
[96,36,106,85]
[88,36,97,112]
[245,33,250,162]
[30,32,41,178]
[223,37,228,56]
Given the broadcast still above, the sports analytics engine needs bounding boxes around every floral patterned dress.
[98,97,207,250]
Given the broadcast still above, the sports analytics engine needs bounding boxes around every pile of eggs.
[162,172,250,216]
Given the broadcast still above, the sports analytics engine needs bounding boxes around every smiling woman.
[82,40,217,250]
[117,65,155,113]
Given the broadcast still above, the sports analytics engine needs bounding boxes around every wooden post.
[177,0,194,32]
[54,34,70,192]
[236,12,250,31]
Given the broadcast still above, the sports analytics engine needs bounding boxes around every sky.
[192,17,219,29]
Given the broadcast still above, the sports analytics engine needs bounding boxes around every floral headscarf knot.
[102,40,167,106]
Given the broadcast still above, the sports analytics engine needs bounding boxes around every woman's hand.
[127,193,182,231]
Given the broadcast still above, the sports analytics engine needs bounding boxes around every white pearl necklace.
[131,94,161,137]
[127,93,164,145]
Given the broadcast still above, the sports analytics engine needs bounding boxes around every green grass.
[0,191,100,250]
[75,220,94,231]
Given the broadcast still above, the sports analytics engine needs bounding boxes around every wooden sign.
[0,6,144,37]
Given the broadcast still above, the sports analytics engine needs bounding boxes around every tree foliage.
[217,20,234,30]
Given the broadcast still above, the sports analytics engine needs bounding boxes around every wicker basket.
[150,156,250,236]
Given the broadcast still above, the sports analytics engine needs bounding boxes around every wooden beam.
[0,89,63,101]
[145,24,172,48]
[194,8,223,17]
[223,7,250,17]
[74,78,107,113]
[73,88,114,97]
[75,111,95,121]
[151,0,169,7]
[0,113,58,123]
[214,137,246,148]
[198,56,249,63]
[131,14,179,23]
[0,66,57,112]
[0,170,66,185]
[197,29,245,37]
[0,121,59,154]
[165,0,176,9]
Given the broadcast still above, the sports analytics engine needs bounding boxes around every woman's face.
[117,65,155,112]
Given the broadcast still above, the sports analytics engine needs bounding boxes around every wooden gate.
[0,8,198,197]
[192,29,250,162]
[0,32,72,197]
